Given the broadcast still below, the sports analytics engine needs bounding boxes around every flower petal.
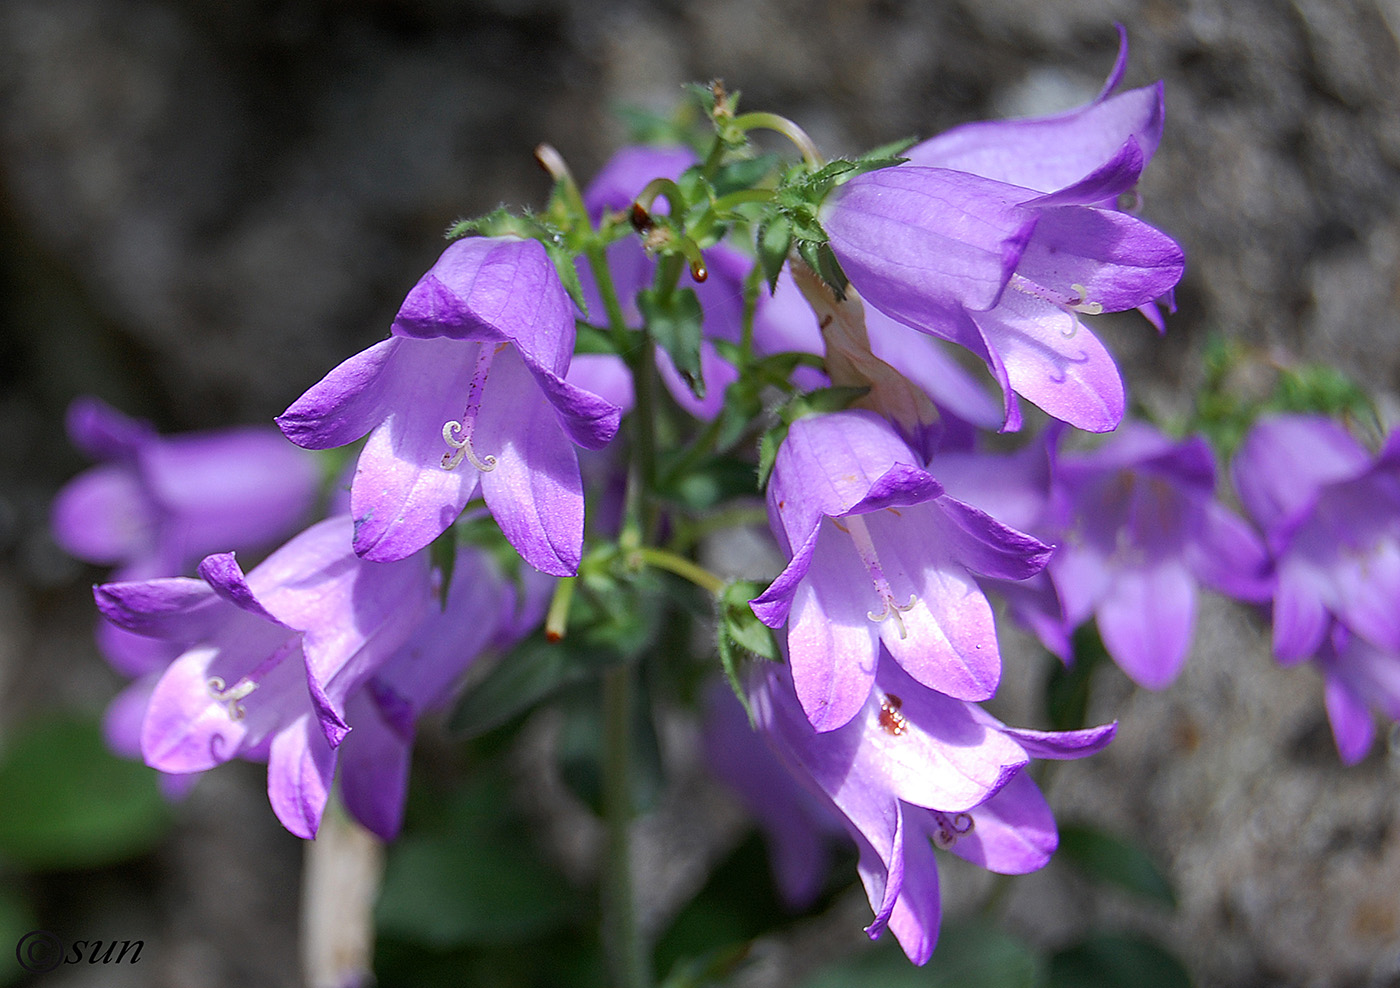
[945,772,1058,874]
[267,713,338,840]
[1095,560,1196,689]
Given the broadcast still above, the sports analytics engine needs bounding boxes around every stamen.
[931,811,975,849]
[441,343,504,472]
[207,676,258,721]
[841,514,919,639]
[1008,274,1103,338]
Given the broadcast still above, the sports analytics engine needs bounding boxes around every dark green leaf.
[639,287,707,400]
[0,715,169,869]
[711,154,782,198]
[448,634,613,738]
[1057,823,1177,907]
[757,215,794,291]
[1046,933,1192,988]
[660,455,759,511]
[556,678,664,816]
[376,831,574,948]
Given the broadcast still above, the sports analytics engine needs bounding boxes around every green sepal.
[756,215,794,291]
[639,285,707,400]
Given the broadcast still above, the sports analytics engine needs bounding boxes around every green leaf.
[1046,933,1192,988]
[555,678,664,816]
[801,919,1040,988]
[660,455,759,511]
[711,154,782,198]
[448,633,614,738]
[376,793,575,948]
[639,286,707,399]
[757,215,794,291]
[1056,823,1177,907]
[0,714,169,869]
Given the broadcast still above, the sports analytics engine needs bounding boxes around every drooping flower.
[820,34,1183,434]
[277,236,621,575]
[749,409,1051,731]
[701,679,843,909]
[94,515,433,837]
[1232,414,1400,761]
[1044,422,1271,688]
[749,655,1116,964]
[338,544,551,839]
[51,396,320,674]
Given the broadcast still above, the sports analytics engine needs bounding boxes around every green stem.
[635,546,725,595]
[732,112,824,166]
[602,665,650,988]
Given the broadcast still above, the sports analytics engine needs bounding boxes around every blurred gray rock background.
[2,0,1399,985]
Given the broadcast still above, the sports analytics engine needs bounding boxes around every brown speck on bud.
[690,261,708,283]
[631,202,653,232]
[545,630,563,643]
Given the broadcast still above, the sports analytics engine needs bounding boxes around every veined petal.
[476,349,587,576]
[787,526,882,732]
[945,772,1058,875]
[267,713,338,840]
[391,237,575,376]
[824,167,1039,316]
[996,721,1118,760]
[970,293,1126,433]
[277,338,402,451]
[1016,206,1185,313]
[881,812,942,965]
[906,83,1165,193]
[94,575,231,643]
[1095,559,1196,689]
[348,338,487,562]
[933,495,1053,581]
[530,360,624,450]
[1186,501,1274,603]
[1026,138,1144,208]
[862,508,1003,701]
[338,688,414,840]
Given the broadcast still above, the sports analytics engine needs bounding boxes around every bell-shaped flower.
[1232,415,1400,760]
[338,545,551,839]
[1233,414,1400,661]
[278,236,621,575]
[1047,423,1271,688]
[701,679,843,909]
[749,656,1116,964]
[93,515,433,838]
[820,37,1183,434]
[750,409,1051,731]
[51,396,320,675]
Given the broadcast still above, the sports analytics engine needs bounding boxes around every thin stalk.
[635,545,725,595]
[602,664,650,988]
[732,112,824,167]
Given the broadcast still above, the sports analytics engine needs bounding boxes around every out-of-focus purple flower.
[1233,414,1400,761]
[338,546,551,839]
[51,397,321,674]
[278,236,621,575]
[750,410,1051,731]
[701,680,843,909]
[94,515,432,838]
[1047,422,1271,688]
[750,656,1115,964]
[821,37,1183,434]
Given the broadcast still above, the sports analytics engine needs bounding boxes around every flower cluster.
[60,26,1358,975]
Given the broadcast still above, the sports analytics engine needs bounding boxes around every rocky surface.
[3,0,1400,984]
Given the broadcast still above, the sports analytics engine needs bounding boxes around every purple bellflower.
[1232,414,1400,761]
[1046,422,1271,688]
[94,515,433,838]
[702,679,843,909]
[278,236,621,575]
[750,656,1116,964]
[51,396,320,675]
[338,545,551,839]
[820,34,1183,434]
[750,409,1051,731]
